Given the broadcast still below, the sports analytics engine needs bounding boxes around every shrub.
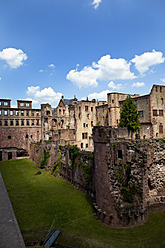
[35,171,42,175]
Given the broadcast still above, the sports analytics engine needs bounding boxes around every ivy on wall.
[40,147,51,169]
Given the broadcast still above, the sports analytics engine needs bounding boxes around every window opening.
[8,152,12,160]
[118,150,123,159]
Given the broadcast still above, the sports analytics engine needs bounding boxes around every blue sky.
[0,0,165,108]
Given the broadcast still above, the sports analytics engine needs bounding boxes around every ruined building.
[0,99,41,161]
[96,84,165,139]
[41,84,165,151]
[0,84,164,160]
[41,96,106,150]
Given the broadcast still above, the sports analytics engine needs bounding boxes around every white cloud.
[26,86,62,104]
[131,50,165,75]
[67,54,135,88]
[88,90,111,101]
[48,63,55,68]
[108,81,122,90]
[131,82,145,88]
[39,69,44,72]
[67,66,99,88]
[0,77,1,80]
[92,0,102,9]
[161,78,165,83]
[25,98,39,105]
[0,48,27,68]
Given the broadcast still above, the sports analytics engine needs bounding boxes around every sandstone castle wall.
[93,126,165,227]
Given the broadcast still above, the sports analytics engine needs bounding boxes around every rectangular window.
[26,111,29,116]
[153,110,157,116]
[118,150,123,159]
[36,112,39,116]
[16,120,19,126]
[31,111,34,116]
[16,110,19,116]
[8,136,11,139]
[112,100,114,104]
[26,103,30,107]
[91,121,93,127]
[81,143,83,148]
[91,107,93,111]
[21,120,24,126]
[21,111,24,116]
[159,124,163,134]
[82,132,88,139]
[10,120,14,126]
[155,86,158,92]
[36,119,39,125]
[161,98,163,104]
[4,102,8,106]
[4,110,8,116]
[10,111,13,116]
[20,103,24,107]
[0,110,1,116]
[146,98,148,104]
[0,102,1,106]
[8,152,12,160]
[160,87,162,93]
[0,120,2,126]
[27,120,30,126]
[31,120,34,126]
[138,110,144,117]
[4,120,8,126]
[159,110,163,116]
[85,106,88,111]
[83,123,85,127]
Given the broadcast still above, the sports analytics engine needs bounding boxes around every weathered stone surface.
[93,126,165,227]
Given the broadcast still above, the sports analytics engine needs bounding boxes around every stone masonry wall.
[93,126,165,227]
[29,142,94,197]
[0,127,41,160]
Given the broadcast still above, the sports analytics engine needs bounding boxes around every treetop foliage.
[118,95,140,133]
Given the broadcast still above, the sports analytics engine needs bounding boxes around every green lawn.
[0,159,165,248]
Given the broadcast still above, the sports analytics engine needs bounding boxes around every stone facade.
[93,126,165,227]
[96,85,165,139]
[0,99,41,161]
[41,96,105,151]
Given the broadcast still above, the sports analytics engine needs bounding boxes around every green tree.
[118,95,140,136]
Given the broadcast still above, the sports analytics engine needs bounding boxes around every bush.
[35,171,42,175]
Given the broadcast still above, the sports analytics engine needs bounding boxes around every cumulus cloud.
[88,90,111,101]
[0,48,27,68]
[161,78,165,83]
[131,50,165,75]
[48,63,55,68]
[24,98,39,105]
[131,82,145,88]
[26,86,63,104]
[39,69,44,72]
[67,54,135,88]
[67,66,99,88]
[108,81,122,90]
[92,0,102,9]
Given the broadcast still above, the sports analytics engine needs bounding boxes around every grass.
[0,159,165,248]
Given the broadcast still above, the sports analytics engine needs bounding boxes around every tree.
[118,95,140,136]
